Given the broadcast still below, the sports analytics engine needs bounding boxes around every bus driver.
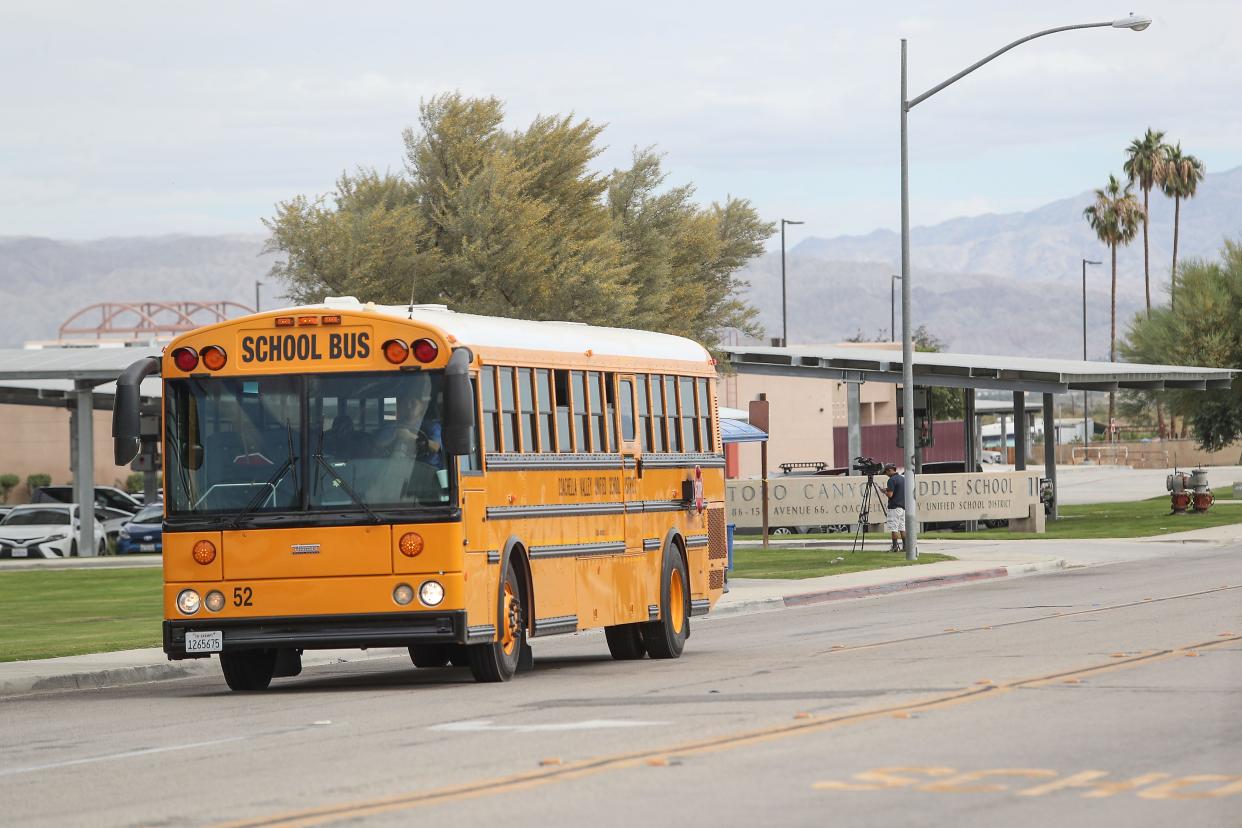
[376,375,443,469]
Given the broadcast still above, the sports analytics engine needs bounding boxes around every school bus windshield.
[164,371,452,522]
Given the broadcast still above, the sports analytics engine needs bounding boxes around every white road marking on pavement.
[0,727,305,777]
[430,719,669,733]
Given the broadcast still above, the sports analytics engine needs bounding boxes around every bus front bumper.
[164,610,469,659]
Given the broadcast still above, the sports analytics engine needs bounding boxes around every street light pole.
[1082,258,1102,450]
[899,14,1149,561]
[891,274,901,341]
[255,280,263,314]
[780,219,804,346]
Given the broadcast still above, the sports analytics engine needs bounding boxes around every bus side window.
[680,376,698,452]
[554,369,572,452]
[498,366,517,453]
[618,377,635,443]
[518,368,536,453]
[588,371,605,453]
[649,374,665,452]
[698,378,714,452]
[572,370,590,452]
[481,366,498,453]
[536,368,554,452]
[664,375,681,452]
[635,375,650,452]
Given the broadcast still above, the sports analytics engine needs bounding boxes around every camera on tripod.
[852,456,885,477]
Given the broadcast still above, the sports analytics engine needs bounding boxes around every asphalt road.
[2,548,1239,828]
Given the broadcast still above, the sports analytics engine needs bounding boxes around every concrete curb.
[708,558,1066,618]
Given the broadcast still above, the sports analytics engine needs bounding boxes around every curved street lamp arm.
[906,21,1112,110]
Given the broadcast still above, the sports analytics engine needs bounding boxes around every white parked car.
[0,504,107,558]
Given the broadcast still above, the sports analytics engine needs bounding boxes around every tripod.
[851,475,890,553]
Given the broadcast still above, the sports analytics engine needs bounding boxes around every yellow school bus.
[113,298,728,690]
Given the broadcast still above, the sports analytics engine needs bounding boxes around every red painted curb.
[782,566,1010,608]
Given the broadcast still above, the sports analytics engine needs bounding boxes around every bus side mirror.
[113,356,160,465]
[442,347,475,457]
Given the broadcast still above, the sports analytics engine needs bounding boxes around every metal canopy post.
[1043,392,1058,519]
[846,381,862,464]
[962,389,977,531]
[72,381,97,557]
[1013,392,1027,471]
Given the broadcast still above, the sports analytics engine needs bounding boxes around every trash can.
[726,523,735,571]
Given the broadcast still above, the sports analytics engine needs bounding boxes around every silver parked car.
[0,504,107,558]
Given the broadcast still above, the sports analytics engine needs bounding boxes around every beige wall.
[721,372,836,478]
[0,403,129,503]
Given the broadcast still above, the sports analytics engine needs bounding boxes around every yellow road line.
[217,633,1240,827]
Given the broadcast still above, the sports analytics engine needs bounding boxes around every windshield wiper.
[230,423,298,529]
[312,453,382,524]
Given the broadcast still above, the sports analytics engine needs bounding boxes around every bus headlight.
[204,590,225,612]
[177,589,201,615]
[393,583,414,605]
[419,580,445,607]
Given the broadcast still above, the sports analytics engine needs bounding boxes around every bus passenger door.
[616,375,646,625]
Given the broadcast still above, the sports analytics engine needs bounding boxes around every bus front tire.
[220,649,277,691]
[642,545,690,659]
[468,563,525,682]
[605,624,646,660]
[409,645,451,668]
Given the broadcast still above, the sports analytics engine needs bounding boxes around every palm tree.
[1084,174,1142,439]
[1157,143,1206,310]
[1123,128,1166,317]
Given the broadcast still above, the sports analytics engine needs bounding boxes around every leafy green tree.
[1084,174,1143,433]
[1123,129,1166,316]
[26,473,50,494]
[1157,143,1206,309]
[264,94,772,351]
[0,474,17,503]
[1121,241,1242,450]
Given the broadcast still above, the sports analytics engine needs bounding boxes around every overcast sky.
[3,0,1238,245]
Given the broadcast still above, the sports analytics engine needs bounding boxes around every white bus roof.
[304,297,712,363]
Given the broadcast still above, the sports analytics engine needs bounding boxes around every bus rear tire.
[220,649,277,691]
[641,545,690,659]
[605,624,646,660]
[468,563,524,683]
[409,645,450,668]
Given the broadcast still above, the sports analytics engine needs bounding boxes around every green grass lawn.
[731,547,953,579]
[0,568,163,662]
[922,500,1242,541]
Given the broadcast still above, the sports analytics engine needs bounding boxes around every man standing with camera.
[883,462,906,553]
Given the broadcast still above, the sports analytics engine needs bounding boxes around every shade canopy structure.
[722,345,1234,394]
[720,418,769,444]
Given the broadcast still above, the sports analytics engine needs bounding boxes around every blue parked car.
[116,502,163,554]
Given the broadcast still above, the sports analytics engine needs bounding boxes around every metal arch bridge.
[58,301,255,342]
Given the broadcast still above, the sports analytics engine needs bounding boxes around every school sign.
[726,471,1043,529]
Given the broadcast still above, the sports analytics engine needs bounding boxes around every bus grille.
[709,569,724,590]
[707,507,727,560]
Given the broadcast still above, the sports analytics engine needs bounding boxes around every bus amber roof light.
[201,345,227,371]
[412,338,439,363]
[172,347,199,372]
[192,540,216,565]
[398,532,424,557]
[275,316,295,328]
[321,315,342,325]
[383,339,409,364]
[297,316,319,326]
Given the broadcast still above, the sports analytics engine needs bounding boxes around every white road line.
[430,719,670,733]
[0,727,305,777]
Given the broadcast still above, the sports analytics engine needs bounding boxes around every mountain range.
[1,165,1237,358]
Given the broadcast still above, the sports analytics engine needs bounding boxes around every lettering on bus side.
[240,332,372,364]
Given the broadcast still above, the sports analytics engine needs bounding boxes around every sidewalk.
[2,530,1236,697]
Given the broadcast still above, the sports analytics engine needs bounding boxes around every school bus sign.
[726,471,1042,529]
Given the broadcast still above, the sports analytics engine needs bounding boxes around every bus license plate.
[185,630,223,653]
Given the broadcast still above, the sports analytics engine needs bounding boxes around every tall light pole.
[1082,258,1102,449]
[780,219,804,346]
[899,14,1150,560]
[255,280,263,314]
[890,274,901,340]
